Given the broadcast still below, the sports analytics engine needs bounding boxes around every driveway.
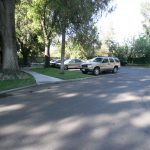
[0,67,150,150]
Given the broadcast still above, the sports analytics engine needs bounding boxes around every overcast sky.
[97,0,146,44]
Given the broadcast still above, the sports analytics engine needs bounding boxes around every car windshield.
[64,59,71,63]
[55,59,61,63]
[88,57,103,62]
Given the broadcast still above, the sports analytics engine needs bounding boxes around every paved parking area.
[0,67,150,150]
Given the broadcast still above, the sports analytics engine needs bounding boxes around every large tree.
[127,1,150,64]
[15,1,44,67]
[16,1,33,67]
[131,35,150,63]
[0,0,19,77]
[73,23,100,59]
[27,0,57,67]
[141,1,150,37]
[51,0,113,73]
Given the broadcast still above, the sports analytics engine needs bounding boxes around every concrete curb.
[0,72,118,94]
[0,76,99,94]
[0,84,37,94]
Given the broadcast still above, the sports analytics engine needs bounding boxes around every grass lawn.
[0,73,35,92]
[32,67,92,80]
[0,67,91,92]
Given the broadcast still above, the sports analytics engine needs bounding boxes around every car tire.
[93,67,100,75]
[112,66,118,73]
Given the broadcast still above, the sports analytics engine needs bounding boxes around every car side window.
[71,60,75,63]
[75,59,81,63]
[114,58,120,63]
[109,58,114,63]
[102,58,109,63]
[95,58,102,62]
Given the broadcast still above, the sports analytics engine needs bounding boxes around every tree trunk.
[44,41,50,68]
[22,48,30,67]
[60,26,66,74]
[0,0,19,74]
[18,40,30,67]
[40,18,51,68]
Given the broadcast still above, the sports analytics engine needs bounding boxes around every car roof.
[94,56,108,59]
[95,56,118,59]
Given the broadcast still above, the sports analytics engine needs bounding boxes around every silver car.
[64,59,83,69]
[50,59,61,68]
[80,56,120,75]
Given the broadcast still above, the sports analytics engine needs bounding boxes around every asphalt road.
[0,67,150,150]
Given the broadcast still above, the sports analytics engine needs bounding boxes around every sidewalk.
[23,70,63,85]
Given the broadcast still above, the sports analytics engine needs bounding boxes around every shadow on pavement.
[0,67,150,150]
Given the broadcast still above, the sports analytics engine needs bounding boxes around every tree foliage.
[131,1,150,63]
[0,0,114,78]
[16,1,39,66]
[65,40,85,59]
[141,1,150,37]
[131,35,150,63]
[27,0,58,67]
[50,0,113,73]
[73,23,101,59]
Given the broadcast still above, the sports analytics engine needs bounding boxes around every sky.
[97,0,146,44]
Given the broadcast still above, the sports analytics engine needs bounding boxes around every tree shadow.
[0,67,150,150]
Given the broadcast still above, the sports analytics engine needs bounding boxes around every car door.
[74,59,82,68]
[101,57,110,71]
[68,59,76,68]
[108,57,115,70]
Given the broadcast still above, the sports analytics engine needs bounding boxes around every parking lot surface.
[0,67,150,150]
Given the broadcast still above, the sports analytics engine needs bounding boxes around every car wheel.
[82,70,88,74]
[64,65,68,70]
[112,66,118,73]
[93,67,100,75]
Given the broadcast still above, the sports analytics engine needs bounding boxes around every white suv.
[80,57,120,75]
